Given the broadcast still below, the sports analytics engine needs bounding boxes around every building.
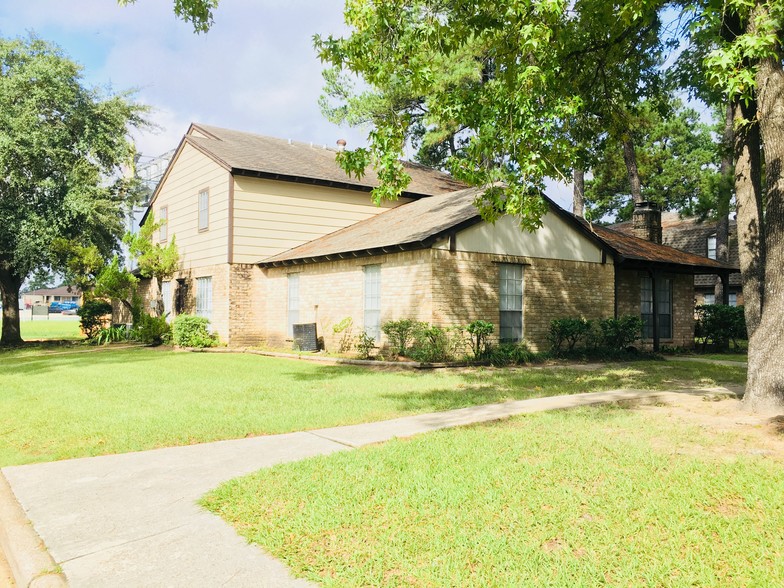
[133,124,737,351]
[22,286,81,308]
[611,212,742,307]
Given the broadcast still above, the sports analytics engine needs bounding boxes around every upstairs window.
[198,189,209,232]
[707,235,717,259]
[159,206,168,242]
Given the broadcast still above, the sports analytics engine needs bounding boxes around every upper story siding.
[151,143,230,269]
[231,176,411,264]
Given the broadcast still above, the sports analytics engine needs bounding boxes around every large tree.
[313,0,784,410]
[0,36,146,345]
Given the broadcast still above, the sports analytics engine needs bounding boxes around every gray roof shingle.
[187,124,467,197]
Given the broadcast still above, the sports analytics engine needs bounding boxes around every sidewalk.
[1,387,731,587]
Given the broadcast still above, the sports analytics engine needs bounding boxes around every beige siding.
[232,177,411,264]
[435,212,604,263]
[152,143,230,268]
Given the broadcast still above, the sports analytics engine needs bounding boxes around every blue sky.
[0,0,572,207]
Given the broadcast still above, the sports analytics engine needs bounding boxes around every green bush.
[489,342,540,367]
[695,304,747,351]
[131,313,171,346]
[409,324,453,363]
[95,325,129,345]
[381,319,420,356]
[172,314,217,348]
[332,317,355,353]
[598,315,643,351]
[547,318,592,353]
[355,331,375,359]
[78,299,113,340]
[466,320,494,359]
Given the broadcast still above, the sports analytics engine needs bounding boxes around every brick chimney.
[632,201,662,244]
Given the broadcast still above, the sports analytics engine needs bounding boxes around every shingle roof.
[187,124,467,197]
[261,185,486,265]
[24,286,81,296]
[610,212,741,284]
[261,186,739,274]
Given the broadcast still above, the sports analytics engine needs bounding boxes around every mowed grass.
[1,317,84,341]
[203,405,783,587]
[0,348,745,466]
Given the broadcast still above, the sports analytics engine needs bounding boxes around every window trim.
[195,276,213,323]
[159,206,168,243]
[198,188,210,232]
[287,273,300,337]
[499,263,524,343]
[707,234,717,260]
[641,275,673,340]
[363,264,381,341]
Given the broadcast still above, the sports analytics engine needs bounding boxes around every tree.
[25,269,55,293]
[118,0,218,32]
[123,217,179,316]
[317,0,784,410]
[0,36,146,345]
[585,97,719,222]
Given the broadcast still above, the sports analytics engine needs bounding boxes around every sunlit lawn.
[0,316,84,341]
[0,347,746,466]
[204,405,782,587]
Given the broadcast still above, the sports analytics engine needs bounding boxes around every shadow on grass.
[0,345,159,376]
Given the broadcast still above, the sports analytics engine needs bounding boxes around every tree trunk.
[715,101,733,301]
[0,265,24,346]
[622,136,643,204]
[573,168,585,218]
[744,29,784,412]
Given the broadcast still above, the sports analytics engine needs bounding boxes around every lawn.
[0,348,746,466]
[203,404,783,587]
[0,317,84,341]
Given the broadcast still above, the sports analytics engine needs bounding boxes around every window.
[161,280,172,319]
[641,276,672,339]
[499,264,523,342]
[287,274,299,337]
[364,265,381,340]
[159,206,168,242]
[198,189,209,231]
[195,277,212,322]
[703,293,715,305]
[707,235,717,259]
[728,293,737,307]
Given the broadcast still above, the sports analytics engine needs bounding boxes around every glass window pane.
[364,265,381,339]
[499,264,523,342]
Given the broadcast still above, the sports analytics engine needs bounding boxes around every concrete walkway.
[1,387,728,587]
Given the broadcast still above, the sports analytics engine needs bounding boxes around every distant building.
[23,286,81,308]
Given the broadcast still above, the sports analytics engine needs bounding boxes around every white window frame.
[195,276,212,323]
[363,265,381,340]
[287,273,299,337]
[198,189,209,232]
[707,235,717,260]
[159,206,168,242]
[499,263,523,342]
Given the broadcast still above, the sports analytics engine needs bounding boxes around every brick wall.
[227,264,266,347]
[431,249,615,351]
[616,269,695,349]
[263,251,435,351]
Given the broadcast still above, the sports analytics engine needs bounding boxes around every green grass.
[697,352,748,362]
[0,348,745,466]
[203,406,783,587]
[1,317,84,341]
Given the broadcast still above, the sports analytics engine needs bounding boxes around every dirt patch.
[633,392,784,461]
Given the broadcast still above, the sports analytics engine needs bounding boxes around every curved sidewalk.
[1,387,734,587]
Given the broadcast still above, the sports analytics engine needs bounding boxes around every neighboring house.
[135,124,737,351]
[611,212,742,307]
[23,286,81,308]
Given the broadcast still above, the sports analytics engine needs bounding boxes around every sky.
[0,0,572,207]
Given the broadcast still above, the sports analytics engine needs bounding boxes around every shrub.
[409,324,452,363]
[598,315,643,351]
[78,299,113,339]
[355,331,375,359]
[695,304,747,351]
[332,317,354,354]
[131,313,171,346]
[172,314,217,348]
[466,320,494,359]
[381,319,419,356]
[95,325,129,345]
[547,318,592,353]
[489,342,539,367]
